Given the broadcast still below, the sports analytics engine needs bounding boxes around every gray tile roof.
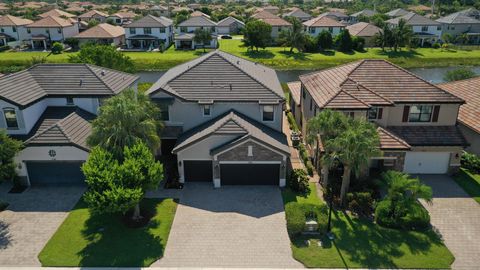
[0,64,138,108]
[351,9,377,18]
[385,8,410,18]
[172,110,289,155]
[283,8,312,19]
[387,126,469,147]
[387,12,440,26]
[124,15,172,28]
[436,12,480,24]
[217,16,245,27]
[147,50,284,103]
[178,15,217,27]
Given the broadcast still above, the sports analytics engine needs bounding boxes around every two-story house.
[0,64,138,186]
[387,12,442,46]
[26,16,79,50]
[124,15,173,50]
[292,59,467,175]
[251,11,292,40]
[283,8,312,22]
[0,15,33,46]
[217,16,245,35]
[436,11,480,44]
[174,15,218,49]
[146,50,289,187]
[303,15,345,38]
[77,10,109,24]
[73,23,125,46]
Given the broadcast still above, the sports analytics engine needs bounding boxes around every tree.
[87,19,99,28]
[193,28,212,52]
[392,19,413,51]
[106,18,116,25]
[243,20,272,51]
[335,29,353,52]
[68,44,136,73]
[325,119,380,206]
[441,32,453,44]
[278,17,307,52]
[316,30,333,51]
[50,42,63,54]
[0,130,23,183]
[444,68,476,82]
[87,89,162,159]
[82,141,163,220]
[374,25,393,51]
[174,10,190,25]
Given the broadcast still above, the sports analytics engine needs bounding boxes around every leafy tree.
[441,32,453,44]
[316,30,333,51]
[278,17,307,52]
[335,29,353,52]
[174,10,190,25]
[352,36,366,51]
[68,44,136,73]
[87,19,99,28]
[444,68,476,82]
[243,20,272,51]
[392,19,413,51]
[87,89,162,159]
[64,37,79,50]
[0,130,23,182]
[82,141,163,220]
[455,33,469,45]
[106,18,116,25]
[50,42,63,54]
[374,24,393,51]
[193,28,212,52]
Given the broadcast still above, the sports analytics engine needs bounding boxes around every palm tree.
[278,17,307,53]
[325,119,380,206]
[392,19,413,51]
[374,25,393,51]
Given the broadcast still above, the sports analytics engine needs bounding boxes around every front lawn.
[38,198,177,267]
[454,168,480,204]
[282,184,454,269]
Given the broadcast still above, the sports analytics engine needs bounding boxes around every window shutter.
[378,108,383,119]
[402,106,410,122]
[432,105,440,122]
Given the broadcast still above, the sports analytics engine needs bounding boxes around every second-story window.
[12,26,16,32]
[409,105,433,122]
[3,108,19,129]
[0,28,4,33]
[309,99,312,111]
[180,27,187,33]
[57,28,61,34]
[203,105,211,116]
[309,28,315,34]
[328,27,333,33]
[262,105,274,122]
[144,28,152,34]
[211,26,215,32]
[27,28,31,34]
[368,107,383,120]
[66,97,74,105]
[158,103,169,121]
[160,27,166,33]
[421,26,428,32]
[130,28,136,34]
[302,87,306,99]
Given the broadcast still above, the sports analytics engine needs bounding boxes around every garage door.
[26,161,85,186]
[403,152,450,174]
[183,160,213,182]
[220,163,279,185]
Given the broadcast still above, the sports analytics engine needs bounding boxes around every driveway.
[0,184,84,266]
[420,175,480,270]
[149,183,303,268]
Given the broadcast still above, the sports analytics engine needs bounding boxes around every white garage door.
[403,152,451,174]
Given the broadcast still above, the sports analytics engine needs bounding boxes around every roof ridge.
[299,60,363,80]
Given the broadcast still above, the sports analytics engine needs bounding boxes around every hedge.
[286,111,300,132]
[285,202,328,236]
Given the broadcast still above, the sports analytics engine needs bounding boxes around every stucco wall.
[306,26,343,37]
[459,124,480,155]
[385,104,459,126]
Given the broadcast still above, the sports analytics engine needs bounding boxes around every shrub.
[352,36,365,51]
[334,29,353,52]
[285,202,306,236]
[305,160,314,176]
[301,203,328,233]
[51,42,63,54]
[289,169,310,194]
[287,111,299,132]
[432,42,441,49]
[64,37,79,50]
[347,191,374,216]
[0,45,10,52]
[304,35,317,53]
[461,152,480,173]
[444,67,476,82]
[316,30,333,51]
[375,200,430,230]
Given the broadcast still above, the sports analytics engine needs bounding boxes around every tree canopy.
[68,44,136,73]
[193,28,213,52]
[0,130,23,182]
[243,20,272,51]
[278,17,307,52]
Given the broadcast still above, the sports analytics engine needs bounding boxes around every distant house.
[387,12,442,46]
[150,5,169,17]
[408,5,432,14]
[26,16,79,50]
[0,15,33,46]
[287,81,302,127]
[73,23,125,46]
[320,11,350,23]
[39,9,76,19]
[436,10,480,44]
[175,15,218,49]
[191,11,211,18]
[303,15,345,37]
[251,11,292,40]
[385,8,410,18]
[457,7,480,20]
[283,8,312,22]
[124,15,174,50]
[346,22,382,46]
[262,5,280,15]
[108,12,136,25]
[77,10,109,24]
[217,16,244,35]
[350,9,377,23]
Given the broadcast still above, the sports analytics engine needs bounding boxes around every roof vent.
[101,70,106,76]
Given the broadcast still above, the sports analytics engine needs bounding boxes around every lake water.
[137,66,480,85]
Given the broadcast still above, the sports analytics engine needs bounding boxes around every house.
[124,15,174,50]
[108,11,137,25]
[387,12,442,46]
[287,81,302,127]
[251,11,292,40]
[26,16,79,50]
[303,15,345,37]
[39,9,76,19]
[436,11,480,44]
[385,8,410,18]
[439,77,480,155]
[146,50,289,187]
[77,10,109,24]
[350,9,377,24]
[217,16,244,35]
[73,23,125,46]
[295,59,467,175]
[0,64,138,186]
[457,7,480,20]
[262,5,280,15]
[346,22,382,46]
[175,15,218,49]
[320,11,350,23]
[150,5,169,17]
[190,11,211,19]
[0,15,33,46]
[283,8,312,22]
[408,5,432,14]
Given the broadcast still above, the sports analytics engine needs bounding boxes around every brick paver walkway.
[419,175,480,270]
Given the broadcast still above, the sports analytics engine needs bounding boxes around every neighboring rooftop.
[27,15,74,28]
[78,9,109,18]
[39,9,76,18]
[251,11,292,26]
[303,14,345,27]
[287,81,301,105]
[436,11,480,24]
[110,11,136,19]
[346,22,382,37]
[178,15,217,27]
[387,12,440,25]
[377,127,411,150]
[190,11,211,18]
[351,9,378,18]
[385,8,410,18]
[217,16,245,27]
[283,8,311,19]
[0,15,33,26]
[387,126,468,147]
[74,23,125,39]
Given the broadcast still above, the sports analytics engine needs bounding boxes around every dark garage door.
[26,161,85,186]
[221,164,279,185]
[184,160,213,182]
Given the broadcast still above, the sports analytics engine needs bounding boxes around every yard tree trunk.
[340,165,351,207]
[132,203,142,220]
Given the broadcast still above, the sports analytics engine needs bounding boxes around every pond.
[137,66,480,85]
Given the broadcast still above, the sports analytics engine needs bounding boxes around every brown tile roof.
[324,91,370,109]
[0,15,33,26]
[74,23,124,39]
[110,11,136,19]
[303,15,345,27]
[346,22,382,37]
[27,16,74,28]
[252,11,292,26]
[39,9,76,18]
[439,77,480,134]
[387,126,469,147]
[377,127,411,150]
[287,81,301,105]
[78,9,108,18]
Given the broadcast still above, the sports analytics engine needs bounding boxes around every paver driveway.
[0,184,84,266]
[149,183,303,268]
[420,175,480,270]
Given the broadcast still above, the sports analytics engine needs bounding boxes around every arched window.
[3,108,18,129]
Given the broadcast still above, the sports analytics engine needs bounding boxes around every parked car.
[221,35,233,39]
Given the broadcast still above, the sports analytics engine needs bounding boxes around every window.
[203,105,211,116]
[211,26,215,32]
[343,111,354,118]
[158,103,169,121]
[46,29,50,34]
[57,28,61,34]
[144,28,152,34]
[160,27,165,33]
[421,26,428,32]
[12,26,16,33]
[130,28,136,34]
[180,27,187,33]
[309,27,315,34]
[437,26,441,31]
[247,145,253,157]
[66,97,74,105]
[27,28,31,34]
[3,108,18,129]
[328,27,333,33]
[116,19,121,24]
[368,107,382,120]
[262,105,274,122]
[0,28,4,33]
[408,105,433,122]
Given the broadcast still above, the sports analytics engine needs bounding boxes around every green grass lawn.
[454,168,480,204]
[282,183,454,269]
[38,198,177,267]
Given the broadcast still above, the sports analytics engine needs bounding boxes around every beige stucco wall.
[385,104,460,126]
[459,124,480,155]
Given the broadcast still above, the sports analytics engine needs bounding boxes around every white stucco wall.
[385,103,459,126]
[306,26,343,37]
[125,25,174,46]
[0,25,30,42]
[27,24,79,41]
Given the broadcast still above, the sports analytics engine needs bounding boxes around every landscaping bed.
[454,168,480,204]
[38,198,177,267]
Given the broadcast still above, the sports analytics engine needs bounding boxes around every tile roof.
[124,15,172,28]
[387,12,440,26]
[438,77,480,134]
[110,11,136,19]
[346,22,382,37]
[252,11,292,26]
[0,64,138,108]
[39,9,76,18]
[385,8,410,18]
[377,127,411,150]
[303,14,345,27]
[27,16,74,28]
[387,126,469,147]
[0,15,33,26]
[190,11,211,18]
[74,23,125,38]
[147,50,284,103]
[172,110,289,155]
[351,9,377,17]
[178,15,217,27]
[436,12,480,24]
[217,16,245,27]
[283,8,311,19]
[300,60,463,110]
[287,81,301,105]
[78,9,108,18]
